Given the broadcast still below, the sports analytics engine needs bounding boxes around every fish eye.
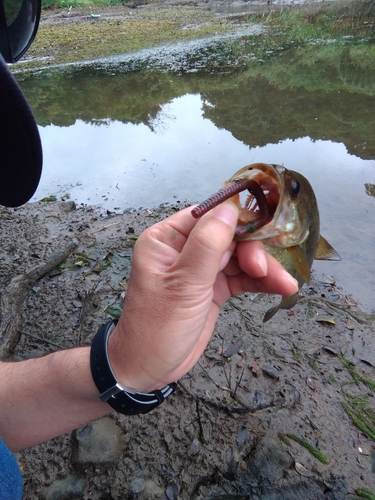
[290,180,300,198]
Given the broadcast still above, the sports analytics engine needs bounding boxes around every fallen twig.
[305,297,374,324]
[17,330,63,350]
[0,238,78,358]
[178,380,287,414]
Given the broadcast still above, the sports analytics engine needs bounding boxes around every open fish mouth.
[192,163,285,241]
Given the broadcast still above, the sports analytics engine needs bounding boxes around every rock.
[130,478,145,494]
[189,437,200,456]
[40,475,85,500]
[59,201,76,212]
[165,482,179,500]
[140,478,165,499]
[246,436,293,484]
[261,365,280,379]
[236,426,252,448]
[74,417,124,464]
[252,481,332,500]
[210,496,249,499]
[223,447,237,481]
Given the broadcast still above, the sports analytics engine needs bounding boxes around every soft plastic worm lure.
[191,179,270,236]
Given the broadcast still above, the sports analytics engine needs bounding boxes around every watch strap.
[90,320,176,415]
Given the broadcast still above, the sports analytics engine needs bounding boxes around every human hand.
[108,202,298,393]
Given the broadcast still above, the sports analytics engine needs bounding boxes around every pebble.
[165,482,179,500]
[246,436,293,484]
[261,365,280,379]
[236,426,252,448]
[130,478,145,494]
[59,201,76,212]
[74,417,124,464]
[40,475,85,500]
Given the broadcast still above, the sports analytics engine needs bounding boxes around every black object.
[0,0,42,207]
[0,0,41,63]
[0,53,42,207]
[90,320,177,415]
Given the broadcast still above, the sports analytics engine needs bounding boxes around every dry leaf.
[118,278,128,290]
[295,462,314,477]
[323,273,336,285]
[287,306,300,316]
[323,345,340,355]
[223,339,242,358]
[346,318,355,330]
[92,261,101,273]
[345,295,358,306]
[316,317,336,325]
[249,360,260,377]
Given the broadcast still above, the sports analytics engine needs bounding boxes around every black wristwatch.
[90,320,177,415]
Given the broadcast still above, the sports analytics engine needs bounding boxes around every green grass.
[26,3,233,68]
[278,432,329,464]
[342,392,375,441]
[42,0,130,8]
[357,490,375,500]
[339,355,375,391]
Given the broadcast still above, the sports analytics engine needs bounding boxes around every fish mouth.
[191,162,287,242]
[225,163,284,240]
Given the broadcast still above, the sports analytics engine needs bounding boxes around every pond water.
[16,36,375,312]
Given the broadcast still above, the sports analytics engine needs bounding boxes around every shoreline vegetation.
[18,0,375,73]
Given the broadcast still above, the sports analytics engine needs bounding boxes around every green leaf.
[105,305,123,319]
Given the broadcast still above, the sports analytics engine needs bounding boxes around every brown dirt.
[1,199,375,499]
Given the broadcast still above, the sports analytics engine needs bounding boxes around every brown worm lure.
[192,178,270,237]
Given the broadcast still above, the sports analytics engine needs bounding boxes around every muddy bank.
[0,200,374,499]
[19,0,342,69]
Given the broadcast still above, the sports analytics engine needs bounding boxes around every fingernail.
[255,248,267,276]
[282,270,299,292]
[212,202,238,228]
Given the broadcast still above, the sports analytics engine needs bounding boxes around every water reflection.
[16,50,375,311]
[27,93,374,312]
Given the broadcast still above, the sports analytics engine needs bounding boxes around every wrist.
[90,321,176,415]
[107,320,155,393]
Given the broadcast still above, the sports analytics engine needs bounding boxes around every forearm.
[0,347,111,452]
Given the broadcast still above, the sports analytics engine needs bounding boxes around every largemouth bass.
[192,163,341,322]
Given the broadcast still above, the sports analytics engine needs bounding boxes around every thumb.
[174,201,239,283]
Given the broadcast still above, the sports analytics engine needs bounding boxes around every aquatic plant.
[278,432,329,464]
[342,392,375,442]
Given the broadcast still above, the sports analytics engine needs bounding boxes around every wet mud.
[1,200,374,499]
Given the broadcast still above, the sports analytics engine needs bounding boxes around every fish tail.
[263,293,299,323]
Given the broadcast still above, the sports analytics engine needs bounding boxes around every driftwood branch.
[0,239,78,359]
[177,380,297,414]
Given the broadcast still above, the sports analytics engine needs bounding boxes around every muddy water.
[16,38,375,312]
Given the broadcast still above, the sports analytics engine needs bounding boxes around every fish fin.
[315,235,341,261]
[287,245,311,283]
[263,293,299,323]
